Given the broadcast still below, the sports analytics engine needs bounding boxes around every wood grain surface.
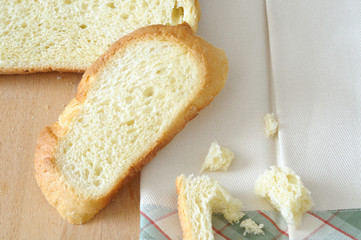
[0,73,140,240]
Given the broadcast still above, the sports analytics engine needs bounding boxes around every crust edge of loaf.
[0,67,86,75]
[176,175,194,240]
[34,23,228,224]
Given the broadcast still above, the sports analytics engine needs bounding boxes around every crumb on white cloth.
[264,113,278,137]
[254,166,314,226]
[201,142,235,172]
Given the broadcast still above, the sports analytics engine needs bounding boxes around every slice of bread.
[0,0,200,74]
[176,175,244,240]
[34,24,228,224]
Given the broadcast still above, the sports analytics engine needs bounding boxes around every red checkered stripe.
[140,210,173,240]
[306,211,358,240]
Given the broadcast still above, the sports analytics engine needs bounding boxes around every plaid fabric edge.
[140,205,361,240]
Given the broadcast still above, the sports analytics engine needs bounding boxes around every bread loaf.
[0,0,200,74]
[34,24,228,224]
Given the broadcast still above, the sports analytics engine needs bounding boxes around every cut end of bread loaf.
[255,166,314,226]
[0,0,200,74]
[176,175,244,240]
[34,24,228,224]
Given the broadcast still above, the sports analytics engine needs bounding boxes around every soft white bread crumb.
[0,0,200,73]
[255,166,314,226]
[240,218,264,236]
[201,142,235,172]
[264,113,278,137]
[176,174,244,240]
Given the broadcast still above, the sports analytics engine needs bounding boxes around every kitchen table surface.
[0,73,140,240]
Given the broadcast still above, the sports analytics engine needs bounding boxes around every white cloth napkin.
[267,0,361,210]
[140,0,361,238]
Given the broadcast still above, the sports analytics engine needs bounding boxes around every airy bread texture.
[0,0,200,74]
[200,142,235,172]
[34,24,228,224]
[176,175,244,240]
[255,166,314,226]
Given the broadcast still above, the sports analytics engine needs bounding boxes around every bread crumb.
[240,218,264,236]
[264,113,278,137]
[255,166,314,226]
[56,76,62,80]
[31,115,34,119]
[45,105,50,110]
[201,142,235,172]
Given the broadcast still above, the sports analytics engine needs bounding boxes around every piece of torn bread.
[255,166,314,226]
[34,24,228,224]
[0,0,200,74]
[200,142,235,172]
[176,175,244,240]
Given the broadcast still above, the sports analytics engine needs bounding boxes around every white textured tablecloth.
[140,0,361,239]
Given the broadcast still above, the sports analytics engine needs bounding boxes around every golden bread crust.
[0,67,85,74]
[34,127,112,224]
[34,23,228,224]
[176,175,194,240]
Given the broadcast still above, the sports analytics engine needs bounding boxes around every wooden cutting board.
[0,73,139,240]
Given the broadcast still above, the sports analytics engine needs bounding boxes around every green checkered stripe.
[140,205,361,240]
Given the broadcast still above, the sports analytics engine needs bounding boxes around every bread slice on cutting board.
[34,24,228,224]
[0,0,200,74]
